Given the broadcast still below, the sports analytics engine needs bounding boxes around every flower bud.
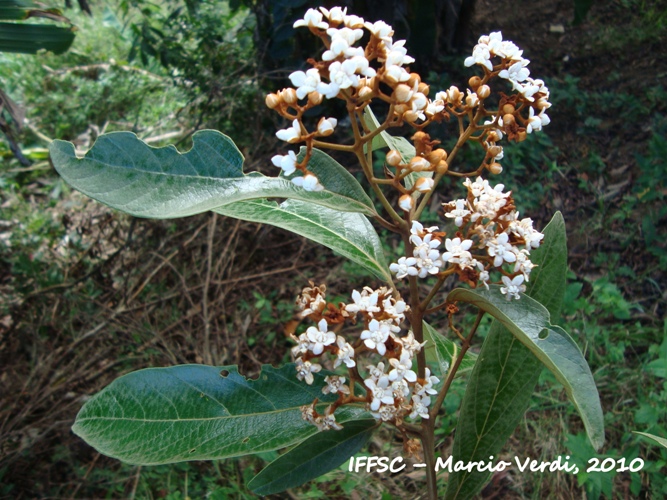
[358,86,373,99]
[265,93,280,109]
[414,177,435,192]
[489,162,503,174]
[503,113,516,126]
[386,150,402,167]
[426,148,447,164]
[281,88,298,105]
[317,117,337,136]
[436,160,449,174]
[468,76,481,90]
[487,131,501,142]
[517,130,527,142]
[394,103,409,116]
[398,194,414,212]
[409,156,431,172]
[412,131,427,142]
[477,84,491,99]
[407,72,421,87]
[502,104,515,115]
[308,91,323,106]
[418,82,430,96]
[488,145,502,158]
[395,84,413,103]
[404,110,420,122]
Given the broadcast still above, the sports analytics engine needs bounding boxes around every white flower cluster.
[390,177,544,300]
[292,284,439,428]
[465,31,551,132]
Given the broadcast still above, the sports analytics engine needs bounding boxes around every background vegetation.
[1,0,665,498]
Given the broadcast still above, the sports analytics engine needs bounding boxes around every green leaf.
[248,419,377,495]
[634,431,667,450]
[213,198,392,282]
[446,286,604,450]
[49,130,376,219]
[0,22,75,54]
[72,364,369,465]
[446,212,595,499]
[423,321,476,378]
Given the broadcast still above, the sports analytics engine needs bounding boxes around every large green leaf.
[49,130,376,219]
[214,198,392,282]
[445,212,602,499]
[0,22,75,54]
[248,419,377,495]
[72,364,369,465]
[423,321,477,378]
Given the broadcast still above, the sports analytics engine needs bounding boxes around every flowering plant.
[49,7,603,498]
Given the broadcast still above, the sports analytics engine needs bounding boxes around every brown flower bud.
[265,93,280,109]
[488,145,502,157]
[394,103,409,116]
[502,103,515,115]
[308,92,323,106]
[487,131,501,142]
[426,148,447,164]
[468,76,482,90]
[436,160,449,174]
[394,84,413,103]
[358,86,373,99]
[407,72,421,87]
[412,131,428,143]
[503,113,516,126]
[409,156,431,171]
[517,130,527,142]
[489,162,503,174]
[281,88,297,105]
[403,110,419,122]
[418,82,430,96]
[476,84,491,99]
[386,150,402,167]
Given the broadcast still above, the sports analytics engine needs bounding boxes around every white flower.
[441,237,474,264]
[365,20,393,41]
[271,150,298,175]
[465,89,480,108]
[317,117,338,136]
[513,249,536,281]
[487,232,517,268]
[388,351,417,383]
[384,64,411,84]
[464,44,492,71]
[399,330,425,357]
[500,274,526,300]
[364,377,394,411]
[366,361,388,384]
[498,60,530,90]
[334,335,356,369]
[382,296,407,323]
[346,288,381,315]
[415,368,439,396]
[479,270,490,290]
[384,39,415,66]
[343,14,365,28]
[526,107,550,133]
[276,119,301,143]
[305,318,336,355]
[389,256,418,279]
[409,394,431,419]
[415,177,435,192]
[320,6,347,23]
[361,319,391,355]
[295,358,322,385]
[289,68,322,99]
[318,413,343,431]
[293,8,329,30]
[391,378,410,399]
[322,375,350,395]
[444,199,471,227]
[292,173,324,191]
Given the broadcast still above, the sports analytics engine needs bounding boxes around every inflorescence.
[266,6,551,431]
